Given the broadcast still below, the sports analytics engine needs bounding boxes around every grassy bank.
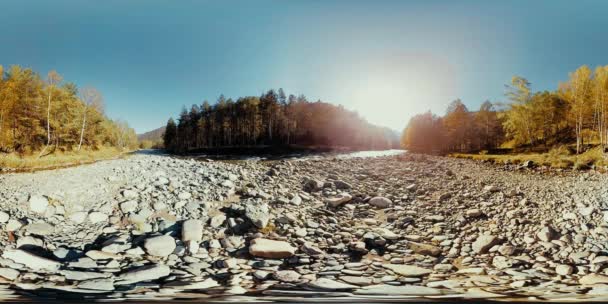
[0,147,132,172]
[451,146,608,170]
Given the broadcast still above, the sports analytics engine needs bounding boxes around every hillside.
[137,126,165,142]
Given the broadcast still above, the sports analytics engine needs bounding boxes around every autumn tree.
[559,65,592,154]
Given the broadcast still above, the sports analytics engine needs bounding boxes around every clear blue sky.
[2,0,608,133]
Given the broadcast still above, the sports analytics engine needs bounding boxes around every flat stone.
[60,270,112,281]
[69,212,88,224]
[88,212,108,224]
[580,273,608,285]
[77,278,115,291]
[249,238,296,259]
[472,235,499,254]
[0,268,19,280]
[408,242,441,256]
[2,249,60,271]
[308,278,357,290]
[274,270,301,282]
[382,264,432,277]
[354,284,442,296]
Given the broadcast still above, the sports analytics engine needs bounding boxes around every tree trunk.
[78,106,87,151]
[47,90,52,145]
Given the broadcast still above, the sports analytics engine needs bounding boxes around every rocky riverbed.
[0,152,608,302]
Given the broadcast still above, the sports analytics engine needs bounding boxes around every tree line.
[0,65,138,154]
[402,64,608,154]
[163,89,399,153]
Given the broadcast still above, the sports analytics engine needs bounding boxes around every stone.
[25,222,54,235]
[537,226,557,242]
[0,212,9,223]
[117,264,171,285]
[2,249,60,271]
[178,192,192,200]
[69,212,88,224]
[182,219,203,242]
[354,284,442,296]
[245,203,271,228]
[580,273,608,285]
[472,235,499,254]
[466,209,483,218]
[120,200,138,213]
[326,194,352,208]
[249,238,296,258]
[382,264,432,277]
[308,278,357,290]
[78,278,115,291]
[122,189,138,199]
[88,212,109,224]
[209,214,226,228]
[29,195,48,214]
[0,268,19,280]
[144,235,176,257]
[6,219,23,232]
[273,270,301,282]
[17,236,44,249]
[60,270,112,281]
[339,276,373,286]
[556,264,573,276]
[369,196,391,208]
[408,242,441,256]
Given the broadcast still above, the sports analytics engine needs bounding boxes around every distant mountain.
[138,126,165,142]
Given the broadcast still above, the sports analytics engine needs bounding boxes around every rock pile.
[0,152,607,301]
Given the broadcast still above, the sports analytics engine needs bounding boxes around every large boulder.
[249,238,295,258]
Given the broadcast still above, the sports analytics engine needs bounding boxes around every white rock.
[29,195,49,214]
[120,200,138,213]
[182,219,203,242]
[0,268,19,280]
[178,192,192,200]
[144,235,176,257]
[382,264,432,277]
[0,212,9,223]
[88,212,109,223]
[69,212,88,224]
[6,219,23,232]
[472,235,499,254]
[249,238,296,258]
[2,249,60,271]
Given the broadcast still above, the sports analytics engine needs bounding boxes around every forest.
[402,65,608,156]
[163,89,399,153]
[0,65,138,155]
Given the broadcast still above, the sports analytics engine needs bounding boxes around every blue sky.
[2,0,608,133]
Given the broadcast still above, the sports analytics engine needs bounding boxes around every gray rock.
[245,203,270,228]
[182,219,203,242]
[116,264,171,285]
[369,197,392,208]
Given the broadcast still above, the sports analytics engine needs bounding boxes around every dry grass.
[452,146,608,170]
[0,147,131,171]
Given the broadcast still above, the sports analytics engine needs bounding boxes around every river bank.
[0,152,607,301]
